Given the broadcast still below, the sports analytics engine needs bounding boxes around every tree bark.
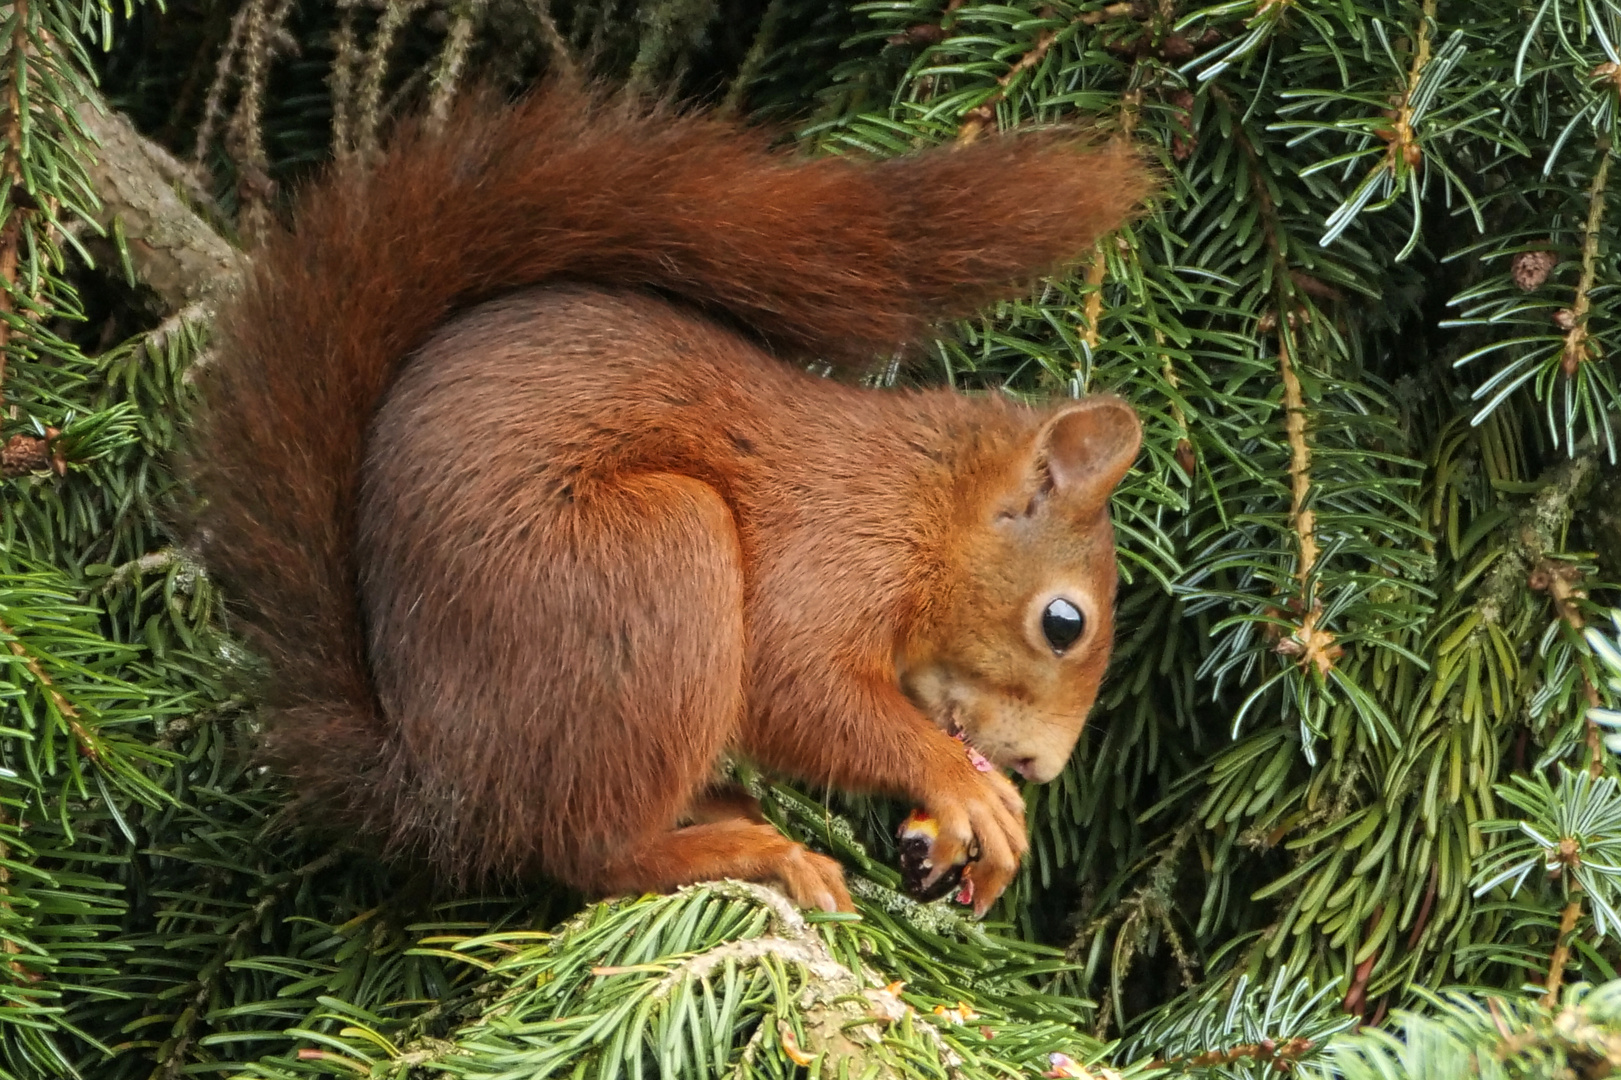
[76,101,245,312]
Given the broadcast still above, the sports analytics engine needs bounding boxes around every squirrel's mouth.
[906,668,1040,780]
[944,720,997,775]
[946,718,1047,781]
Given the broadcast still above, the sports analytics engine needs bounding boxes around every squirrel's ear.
[1038,398,1142,500]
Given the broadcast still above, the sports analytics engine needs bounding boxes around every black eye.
[1041,598,1086,654]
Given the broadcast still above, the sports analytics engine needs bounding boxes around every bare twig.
[357,0,431,160]
[721,0,786,116]
[1542,895,1584,1006]
[227,0,296,241]
[194,0,251,162]
[330,0,362,161]
[427,0,490,130]
[526,0,577,81]
[99,548,204,593]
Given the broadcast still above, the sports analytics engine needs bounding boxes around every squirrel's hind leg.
[507,473,849,912]
[594,819,854,914]
[680,784,768,826]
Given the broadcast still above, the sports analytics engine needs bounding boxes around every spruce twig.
[1559,154,1610,379]
[0,0,26,410]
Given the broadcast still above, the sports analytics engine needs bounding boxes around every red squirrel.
[189,82,1150,918]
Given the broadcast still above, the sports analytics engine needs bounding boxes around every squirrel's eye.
[1041,598,1085,654]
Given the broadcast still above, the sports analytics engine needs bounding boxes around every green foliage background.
[4,0,1621,1077]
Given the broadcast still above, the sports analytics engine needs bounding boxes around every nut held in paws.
[897,809,973,902]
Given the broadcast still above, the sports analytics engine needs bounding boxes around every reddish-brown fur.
[190,82,1151,915]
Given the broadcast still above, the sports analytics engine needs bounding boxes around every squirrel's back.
[189,81,1151,886]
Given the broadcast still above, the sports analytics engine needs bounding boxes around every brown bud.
[1289,271,1345,301]
[1563,341,1584,376]
[1174,438,1196,478]
[1161,34,1195,59]
[1512,248,1557,291]
[2,434,51,478]
[1553,308,1577,330]
[888,23,946,46]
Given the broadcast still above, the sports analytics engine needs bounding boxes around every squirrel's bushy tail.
[189,82,1151,869]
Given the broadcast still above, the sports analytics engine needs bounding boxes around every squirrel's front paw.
[916,769,1026,918]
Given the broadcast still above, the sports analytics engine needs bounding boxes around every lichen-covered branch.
[77,101,246,311]
[0,0,27,406]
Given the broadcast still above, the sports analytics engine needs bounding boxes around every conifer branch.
[0,0,26,408]
[630,882,948,1076]
[1543,894,1584,1007]
[526,0,577,84]
[194,2,250,163]
[1378,0,1438,176]
[1218,88,1336,674]
[0,615,98,759]
[1278,333,1318,593]
[1479,452,1596,631]
[956,21,1061,144]
[721,0,785,115]
[1530,557,1605,777]
[155,850,344,1080]
[8,3,1621,1074]
[1080,245,1108,354]
[0,811,23,980]
[1560,154,1610,377]
[1151,1034,1315,1071]
[1157,328,1193,479]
